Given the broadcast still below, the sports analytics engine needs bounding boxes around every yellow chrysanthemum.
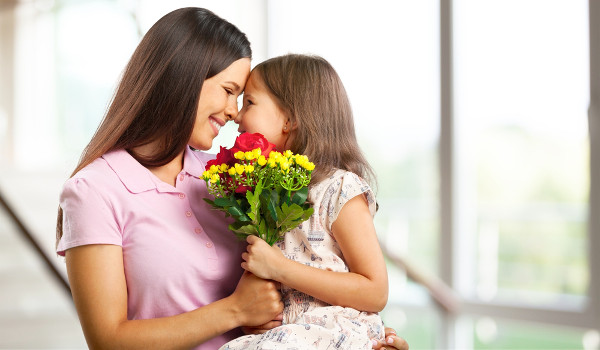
[210,174,220,183]
[257,155,267,166]
[235,163,245,175]
[304,162,315,171]
[228,167,236,176]
[280,161,289,171]
[234,151,245,160]
[244,151,255,160]
[269,151,282,160]
[295,155,308,166]
[245,164,254,173]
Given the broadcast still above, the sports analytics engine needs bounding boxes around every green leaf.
[258,219,267,241]
[291,186,309,205]
[246,180,263,225]
[219,196,249,222]
[229,223,259,236]
[214,197,234,207]
[276,203,314,234]
[227,205,249,220]
[301,207,314,222]
[261,190,279,222]
[278,188,292,206]
[264,223,281,246]
[276,203,305,231]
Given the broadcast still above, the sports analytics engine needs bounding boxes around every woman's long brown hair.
[56,7,251,247]
[253,54,377,188]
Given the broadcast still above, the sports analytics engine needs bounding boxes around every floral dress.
[219,169,385,350]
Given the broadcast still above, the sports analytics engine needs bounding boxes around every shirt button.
[179,193,185,199]
[206,242,213,248]
[194,228,203,234]
[185,211,192,217]
[179,174,185,181]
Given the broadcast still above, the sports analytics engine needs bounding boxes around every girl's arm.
[66,244,282,349]
[242,194,388,312]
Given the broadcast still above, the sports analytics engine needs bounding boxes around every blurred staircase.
[0,168,86,349]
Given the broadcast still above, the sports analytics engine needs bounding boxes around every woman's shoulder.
[67,157,114,187]
[63,150,130,196]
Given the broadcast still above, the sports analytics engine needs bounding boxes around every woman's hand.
[372,327,409,350]
[241,313,284,334]
[241,235,287,280]
[229,271,283,327]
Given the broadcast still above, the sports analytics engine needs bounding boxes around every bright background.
[0,0,598,349]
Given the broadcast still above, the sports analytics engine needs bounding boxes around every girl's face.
[191,58,251,151]
[234,71,290,151]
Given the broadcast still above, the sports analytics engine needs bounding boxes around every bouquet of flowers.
[202,133,315,245]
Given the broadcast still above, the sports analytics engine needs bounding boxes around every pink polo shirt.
[57,147,245,349]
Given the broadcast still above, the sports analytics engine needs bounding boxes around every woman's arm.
[242,194,389,312]
[66,244,282,349]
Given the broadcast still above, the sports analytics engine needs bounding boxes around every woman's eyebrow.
[226,81,242,93]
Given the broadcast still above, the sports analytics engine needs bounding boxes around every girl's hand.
[241,235,286,280]
[371,327,409,350]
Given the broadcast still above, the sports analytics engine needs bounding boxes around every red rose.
[235,185,253,194]
[231,133,276,157]
[206,146,235,169]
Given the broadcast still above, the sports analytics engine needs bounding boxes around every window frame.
[436,0,600,347]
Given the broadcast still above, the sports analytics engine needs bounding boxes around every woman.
[56,7,407,350]
[56,8,281,349]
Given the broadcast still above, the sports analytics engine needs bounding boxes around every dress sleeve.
[320,171,378,232]
[57,177,123,256]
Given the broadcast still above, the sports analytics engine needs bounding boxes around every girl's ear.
[283,119,298,133]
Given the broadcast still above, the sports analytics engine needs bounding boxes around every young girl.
[220,54,389,349]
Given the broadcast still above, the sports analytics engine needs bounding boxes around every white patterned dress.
[220,169,385,350]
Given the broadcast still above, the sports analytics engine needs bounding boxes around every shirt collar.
[182,146,205,178]
[102,146,206,194]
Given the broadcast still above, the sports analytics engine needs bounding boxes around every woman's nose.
[225,101,238,122]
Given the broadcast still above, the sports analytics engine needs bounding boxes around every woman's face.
[234,71,290,151]
[191,58,251,151]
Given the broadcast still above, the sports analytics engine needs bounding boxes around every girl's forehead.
[245,72,267,91]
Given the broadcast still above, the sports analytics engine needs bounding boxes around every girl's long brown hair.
[56,7,251,247]
[253,54,376,188]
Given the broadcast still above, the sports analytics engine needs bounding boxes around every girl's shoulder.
[310,169,378,229]
[316,168,370,191]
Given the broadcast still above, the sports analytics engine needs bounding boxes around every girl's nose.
[233,108,244,124]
